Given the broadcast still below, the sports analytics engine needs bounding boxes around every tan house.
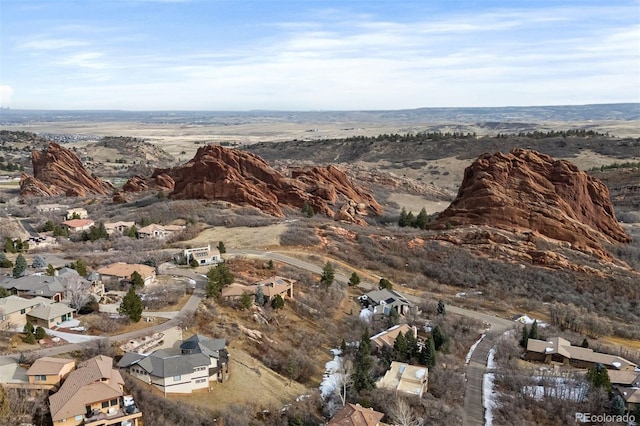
[137,224,184,239]
[377,361,428,398]
[49,355,142,426]
[27,357,75,388]
[0,296,51,329]
[97,263,156,287]
[62,219,95,232]
[328,403,385,425]
[614,386,640,413]
[66,208,88,220]
[36,203,68,213]
[370,324,416,352]
[26,303,75,328]
[104,221,135,235]
[526,337,638,371]
[221,276,295,301]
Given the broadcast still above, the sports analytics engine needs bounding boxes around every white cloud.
[19,38,89,50]
[0,86,14,107]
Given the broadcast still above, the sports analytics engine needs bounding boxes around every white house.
[182,245,222,266]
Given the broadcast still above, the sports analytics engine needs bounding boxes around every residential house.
[221,276,295,302]
[0,296,50,329]
[526,337,638,371]
[97,263,156,287]
[182,245,222,266]
[26,357,75,388]
[58,268,105,301]
[118,334,228,394]
[328,403,385,426]
[26,303,75,328]
[377,361,428,398]
[66,208,88,220]
[137,224,184,239]
[359,288,411,316]
[613,386,640,413]
[104,221,135,235]
[49,355,142,426]
[36,203,68,213]
[62,219,95,233]
[370,324,416,352]
[0,275,67,301]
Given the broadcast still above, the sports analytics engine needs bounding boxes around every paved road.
[228,249,516,426]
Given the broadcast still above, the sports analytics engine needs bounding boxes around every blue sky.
[1,0,639,110]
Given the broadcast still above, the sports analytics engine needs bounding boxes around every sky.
[0,0,639,111]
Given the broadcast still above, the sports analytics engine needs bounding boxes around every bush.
[34,327,46,340]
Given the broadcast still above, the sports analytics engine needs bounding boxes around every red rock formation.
[20,143,113,197]
[432,149,630,256]
[124,144,381,223]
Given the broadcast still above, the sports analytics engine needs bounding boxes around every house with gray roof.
[359,288,411,316]
[26,303,75,328]
[117,334,228,394]
[1,275,66,302]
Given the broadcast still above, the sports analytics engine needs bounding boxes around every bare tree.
[334,358,353,406]
[389,397,421,426]
[65,277,90,310]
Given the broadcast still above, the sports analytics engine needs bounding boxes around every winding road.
[3,248,515,425]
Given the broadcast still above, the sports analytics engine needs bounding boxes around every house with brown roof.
[221,276,295,301]
[370,324,416,352]
[27,357,75,388]
[48,355,142,426]
[137,223,184,239]
[377,361,428,398]
[97,263,156,287]
[614,386,640,413]
[62,219,95,232]
[328,403,385,425]
[526,337,638,371]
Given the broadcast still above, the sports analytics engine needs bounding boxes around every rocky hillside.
[20,143,113,196]
[123,144,382,225]
[431,149,631,258]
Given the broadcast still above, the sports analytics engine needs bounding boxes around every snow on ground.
[483,372,496,426]
[45,328,102,343]
[514,315,547,327]
[522,375,588,401]
[57,319,80,328]
[465,333,486,364]
[319,349,342,399]
[359,308,372,323]
[487,347,497,369]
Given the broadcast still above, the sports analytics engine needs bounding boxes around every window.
[102,401,109,408]
[35,375,46,381]
[20,309,26,314]
[173,375,181,381]
[110,399,118,406]
[75,415,83,421]
[195,378,206,384]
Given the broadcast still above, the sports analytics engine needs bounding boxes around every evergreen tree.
[437,299,446,315]
[320,261,335,289]
[415,207,428,229]
[352,329,375,392]
[217,241,226,254]
[519,325,530,348]
[126,225,138,238]
[610,394,625,415]
[46,264,56,276]
[240,292,253,310]
[23,321,34,335]
[340,339,347,353]
[32,255,47,269]
[421,336,436,368]
[35,326,46,340]
[398,208,408,227]
[432,325,449,352]
[24,332,35,344]
[267,259,275,270]
[271,294,285,310]
[41,219,53,232]
[0,253,12,268]
[387,307,399,327]
[0,287,9,298]
[586,363,611,393]
[74,259,88,276]
[119,287,143,322]
[348,272,361,287]
[205,263,234,298]
[393,332,409,362]
[255,285,265,306]
[529,320,539,340]
[405,330,419,361]
[405,211,415,227]
[378,278,392,290]
[581,338,589,348]
[12,254,27,278]
[4,237,15,253]
[130,271,145,289]
[301,202,315,218]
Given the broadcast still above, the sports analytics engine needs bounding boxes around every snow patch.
[487,348,497,369]
[465,333,486,364]
[319,349,342,399]
[514,315,547,327]
[359,308,372,323]
[483,372,496,426]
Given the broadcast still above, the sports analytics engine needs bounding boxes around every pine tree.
[32,255,47,269]
[267,259,275,270]
[581,338,589,348]
[421,336,436,368]
[217,241,226,254]
[320,262,335,289]
[586,363,611,393]
[13,254,27,278]
[398,208,408,227]
[119,288,143,322]
[405,211,415,227]
[206,263,234,298]
[352,329,375,392]
[46,264,56,276]
[4,238,15,253]
[0,253,12,268]
[404,330,419,361]
[23,321,34,335]
[271,294,285,310]
[348,272,361,287]
[35,326,46,340]
[240,292,253,310]
[432,325,449,352]
[415,207,428,229]
[126,225,138,238]
[437,300,446,315]
[378,278,392,290]
[74,259,88,277]
[393,332,408,362]
[255,285,265,306]
[519,325,530,348]
[529,320,539,340]
[130,271,145,289]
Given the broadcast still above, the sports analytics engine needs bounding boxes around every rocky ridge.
[123,144,382,224]
[431,148,631,258]
[20,143,113,197]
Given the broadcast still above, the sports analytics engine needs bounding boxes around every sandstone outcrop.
[124,144,381,223]
[432,149,630,257]
[20,143,112,197]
